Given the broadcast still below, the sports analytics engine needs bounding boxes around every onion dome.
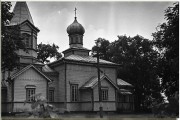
[67,17,85,35]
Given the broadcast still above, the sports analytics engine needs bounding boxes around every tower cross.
[74,7,77,18]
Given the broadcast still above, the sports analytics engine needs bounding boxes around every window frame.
[22,33,32,48]
[101,88,108,101]
[49,89,54,102]
[70,84,79,102]
[26,88,35,102]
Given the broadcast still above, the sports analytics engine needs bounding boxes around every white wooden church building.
[1,2,134,113]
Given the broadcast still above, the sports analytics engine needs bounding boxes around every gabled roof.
[10,64,51,82]
[20,20,40,32]
[42,65,57,73]
[117,78,133,87]
[49,54,119,67]
[10,2,34,25]
[64,54,117,65]
[80,74,119,90]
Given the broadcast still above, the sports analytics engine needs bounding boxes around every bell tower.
[10,2,40,64]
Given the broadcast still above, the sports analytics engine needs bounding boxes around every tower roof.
[67,17,85,35]
[10,2,34,25]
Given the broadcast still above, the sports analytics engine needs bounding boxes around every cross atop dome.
[74,7,77,19]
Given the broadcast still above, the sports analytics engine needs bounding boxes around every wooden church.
[1,2,134,113]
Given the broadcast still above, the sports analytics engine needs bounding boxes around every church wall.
[16,49,37,59]
[93,79,116,101]
[53,64,66,103]
[21,23,32,32]
[65,63,117,111]
[66,64,96,102]
[80,89,93,111]
[47,73,59,102]
[101,67,117,85]
[14,68,47,102]
[66,64,117,102]
[93,102,116,111]
[80,90,91,101]
[67,103,80,111]
[93,79,116,111]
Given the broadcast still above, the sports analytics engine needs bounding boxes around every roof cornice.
[49,58,121,68]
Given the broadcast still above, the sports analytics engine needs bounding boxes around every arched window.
[22,33,32,48]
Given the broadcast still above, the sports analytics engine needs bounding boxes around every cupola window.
[22,33,32,48]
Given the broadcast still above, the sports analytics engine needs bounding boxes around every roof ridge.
[10,64,51,82]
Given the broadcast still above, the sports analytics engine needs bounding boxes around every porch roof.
[118,89,133,95]
[117,78,133,87]
[80,74,119,90]
[120,91,132,95]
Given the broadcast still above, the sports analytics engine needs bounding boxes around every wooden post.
[97,44,103,118]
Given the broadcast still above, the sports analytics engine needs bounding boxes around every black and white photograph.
[1,1,179,119]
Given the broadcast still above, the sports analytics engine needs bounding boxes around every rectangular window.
[26,88,35,102]
[49,90,54,102]
[101,89,108,101]
[71,84,78,102]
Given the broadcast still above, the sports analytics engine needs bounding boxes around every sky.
[10,1,175,53]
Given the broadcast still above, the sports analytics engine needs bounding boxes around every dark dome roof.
[67,18,85,35]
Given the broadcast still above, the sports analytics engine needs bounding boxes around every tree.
[1,2,25,71]
[92,35,163,111]
[152,2,179,98]
[92,38,111,60]
[1,2,13,32]
[37,43,62,63]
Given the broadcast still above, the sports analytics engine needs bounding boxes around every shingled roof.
[65,54,117,64]
[117,78,133,87]
[49,54,119,67]
[80,74,119,90]
[10,64,52,82]
[10,2,34,25]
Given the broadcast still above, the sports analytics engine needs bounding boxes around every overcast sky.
[10,1,174,53]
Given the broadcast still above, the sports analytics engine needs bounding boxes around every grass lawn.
[2,113,178,120]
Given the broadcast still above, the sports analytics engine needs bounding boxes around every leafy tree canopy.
[92,38,110,60]
[1,2,25,71]
[152,2,179,98]
[1,2,13,31]
[92,35,163,111]
[37,43,62,63]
